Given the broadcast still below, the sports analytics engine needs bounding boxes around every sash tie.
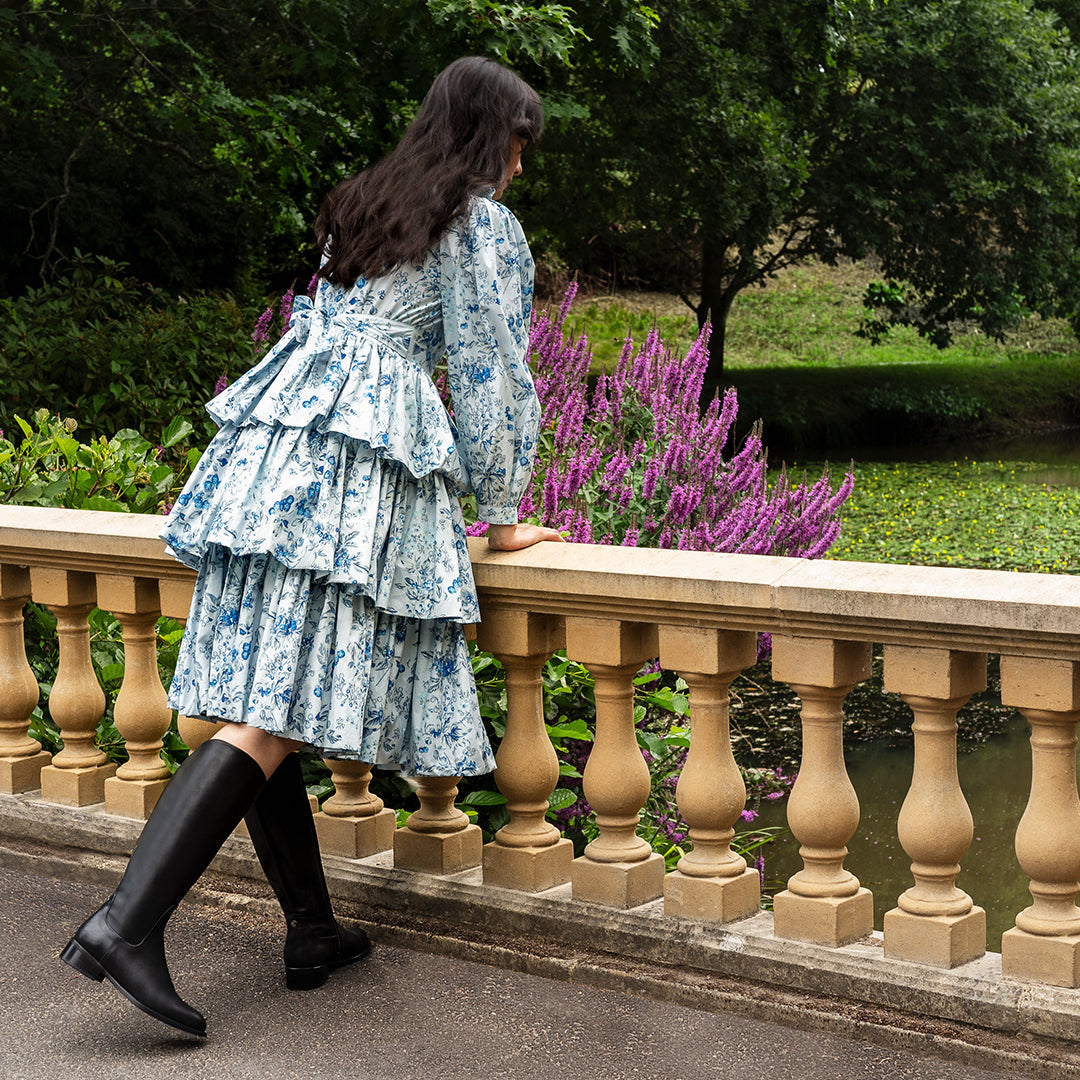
[289,295,416,359]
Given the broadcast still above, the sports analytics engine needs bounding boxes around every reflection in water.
[836,426,1080,475]
[1019,464,1080,488]
[755,715,1041,949]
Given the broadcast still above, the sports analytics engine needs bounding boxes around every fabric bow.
[288,294,415,358]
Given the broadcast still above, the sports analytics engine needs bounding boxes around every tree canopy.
[0,0,606,294]
[3,0,1080,381]
[529,0,1080,375]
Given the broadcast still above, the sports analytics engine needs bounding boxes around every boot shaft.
[109,739,266,941]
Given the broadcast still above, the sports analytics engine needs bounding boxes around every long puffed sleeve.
[440,197,541,524]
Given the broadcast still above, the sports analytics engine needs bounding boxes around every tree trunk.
[697,234,738,389]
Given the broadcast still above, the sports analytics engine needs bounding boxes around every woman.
[60,56,562,1037]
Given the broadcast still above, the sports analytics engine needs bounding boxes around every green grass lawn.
[547,261,1080,457]
[550,259,1078,371]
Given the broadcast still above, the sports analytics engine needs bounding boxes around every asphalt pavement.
[0,865,1034,1080]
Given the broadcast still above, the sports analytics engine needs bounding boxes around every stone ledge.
[5,789,1080,1079]
[6,506,1080,657]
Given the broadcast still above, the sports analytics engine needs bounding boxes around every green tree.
[0,0,592,296]
[822,0,1080,349]
[532,0,1080,378]
[530,0,862,374]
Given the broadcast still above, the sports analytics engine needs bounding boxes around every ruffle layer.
[208,296,466,485]
[167,546,495,775]
[163,422,479,622]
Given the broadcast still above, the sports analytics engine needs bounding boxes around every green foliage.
[822,0,1080,347]
[0,409,197,513]
[7,0,1080,385]
[531,0,862,373]
[0,0,607,295]
[530,0,1080,376]
[4,411,199,773]
[862,385,987,426]
[0,255,253,444]
[427,0,587,64]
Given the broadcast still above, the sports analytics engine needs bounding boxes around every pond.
[839,425,1080,486]
[743,429,1080,948]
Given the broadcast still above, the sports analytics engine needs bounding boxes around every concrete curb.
[5,789,1080,1079]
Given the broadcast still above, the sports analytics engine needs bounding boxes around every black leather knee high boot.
[60,739,267,1036]
[244,753,371,990]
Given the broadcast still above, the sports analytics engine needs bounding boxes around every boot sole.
[285,938,373,992]
[61,938,207,1038]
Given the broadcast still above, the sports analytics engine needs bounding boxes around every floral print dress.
[162,196,539,775]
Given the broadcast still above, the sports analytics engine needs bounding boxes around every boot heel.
[285,964,330,991]
[60,939,106,982]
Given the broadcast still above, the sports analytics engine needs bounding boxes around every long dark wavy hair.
[314,57,543,286]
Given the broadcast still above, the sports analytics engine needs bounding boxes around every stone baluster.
[393,622,482,874]
[660,626,760,922]
[475,610,571,892]
[316,760,395,857]
[565,617,664,909]
[771,636,874,945]
[175,714,223,752]
[0,566,50,793]
[999,656,1080,986]
[881,646,986,967]
[34,570,115,806]
[97,575,171,819]
[394,774,481,874]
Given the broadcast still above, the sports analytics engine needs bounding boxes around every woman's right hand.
[486,523,565,552]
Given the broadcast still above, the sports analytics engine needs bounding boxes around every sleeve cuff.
[477,503,519,525]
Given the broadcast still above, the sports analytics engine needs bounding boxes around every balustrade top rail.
[2,504,1078,658]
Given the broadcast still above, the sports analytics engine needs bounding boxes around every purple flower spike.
[252,305,274,347]
[280,288,295,334]
[477,287,851,562]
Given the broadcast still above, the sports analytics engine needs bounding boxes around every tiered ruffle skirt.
[162,303,495,775]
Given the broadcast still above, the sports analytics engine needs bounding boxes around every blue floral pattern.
[163,197,539,775]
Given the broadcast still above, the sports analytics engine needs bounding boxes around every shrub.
[0,409,197,513]
[455,287,852,872]
[0,253,255,444]
[1,410,200,771]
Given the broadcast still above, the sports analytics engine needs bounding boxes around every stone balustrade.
[6,504,1080,1043]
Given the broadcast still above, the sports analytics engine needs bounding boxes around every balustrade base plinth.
[394,823,483,874]
[883,905,986,968]
[39,762,117,807]
[315,807,395,858]
[772,887,874,947]
[103,774,168,820]
[0,751,52,795]
[663,867,760,923]
[483,837,573,892]
[571,852,665,909]
[1002,927,1080,987]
